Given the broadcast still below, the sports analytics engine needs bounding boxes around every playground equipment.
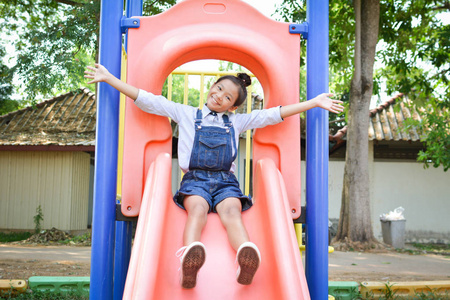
[0,279,27,296]
[91,0,330,299]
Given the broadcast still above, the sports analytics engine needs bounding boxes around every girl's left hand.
[315,93,344,114]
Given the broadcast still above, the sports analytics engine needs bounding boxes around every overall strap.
[222,114,237,161]
[222,114,233,130]
[194,109,202,129]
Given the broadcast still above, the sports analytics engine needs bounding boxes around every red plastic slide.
[122,153,309,299]
[120,1,309,298]
[121,0,302,220]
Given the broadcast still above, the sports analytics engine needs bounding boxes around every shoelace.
[176,246,187,261]
[175,246,187,272]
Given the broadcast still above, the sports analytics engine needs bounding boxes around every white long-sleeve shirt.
[135,89,283,173]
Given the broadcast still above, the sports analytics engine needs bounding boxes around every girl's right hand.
[84,63,111,84]
[84,63,139,100]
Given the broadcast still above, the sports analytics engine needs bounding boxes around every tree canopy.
[379,0,450,171]
[1,0,448,169]
[275,0,449,248]
[0,45,16,115]
[0,0,176,105]
[276,0,450,171]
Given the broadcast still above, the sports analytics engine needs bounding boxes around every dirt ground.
[1,257,385,282]
[0,243,91,280]
[1,243,449,283]
[2,257,448,283]
[0,259,90,279]
[329,269,450,282]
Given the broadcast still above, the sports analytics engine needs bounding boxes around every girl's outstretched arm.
[84,63,139,100]
[280,93,344,119]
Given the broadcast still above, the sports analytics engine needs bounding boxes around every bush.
[0,232,33,243]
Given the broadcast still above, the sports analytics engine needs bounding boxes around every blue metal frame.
[305,0,330,299]
[121,18,141,34]
[126,0,143,17]
[112,2,143,299]
[289,22,309,39]
[113,219,133,300]
[90,0,123,299]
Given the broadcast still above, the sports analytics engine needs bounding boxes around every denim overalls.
[173,110,252,213]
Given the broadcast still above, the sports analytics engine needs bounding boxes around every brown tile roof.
[0,88,96,147]
[368,94,424,141]
[329,94,425,154]
[330,94,424,143]
[0,89,423,151]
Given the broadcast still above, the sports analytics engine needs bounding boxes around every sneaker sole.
[237,246,260,285]
[181,245,206,289]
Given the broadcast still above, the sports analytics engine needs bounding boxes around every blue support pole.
[305,0,329,299]
[113,219,133,300]
[123,0,143,51]
[126,0,143,17]
[111,2,143,299]
[90,0,123,299]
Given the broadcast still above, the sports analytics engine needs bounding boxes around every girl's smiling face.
[206,79,239,113]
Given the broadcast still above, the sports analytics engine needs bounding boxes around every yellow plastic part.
[360,281,450,298]
[244,86,252,196]
[116,46,128,199]
[0,279,27,296]
[295,223,303,256]
[328,295,335,300]
[295,223,334,254]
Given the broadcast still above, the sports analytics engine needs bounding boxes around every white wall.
[323,156,450,243]
[370,161,450,242]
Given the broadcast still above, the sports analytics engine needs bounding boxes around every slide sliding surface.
[123,154,309,299]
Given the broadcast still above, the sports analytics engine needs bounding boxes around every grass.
[58,232,91,246]
[0,232,33,243]
[1,289,88,299]
[5,285,449,300]
[357,281,450,300]
[358,290,450,300]
[411,243,450,254]
[396,243,450,256]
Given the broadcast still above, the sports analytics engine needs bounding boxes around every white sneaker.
[176,241,206,289]
[236,242,261,285]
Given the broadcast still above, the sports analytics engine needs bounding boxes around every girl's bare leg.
[179,195,208,289]
[183,195,209,246]
[216,197,249,250]
[216,197,260,285]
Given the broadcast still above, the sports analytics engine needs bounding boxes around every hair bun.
[237,73,251,87]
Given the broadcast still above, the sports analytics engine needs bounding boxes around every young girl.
[85,64,343,289]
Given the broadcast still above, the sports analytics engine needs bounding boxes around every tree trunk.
[335,0,380,247]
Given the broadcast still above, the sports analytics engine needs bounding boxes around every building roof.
[0,88,96,148]
[330,94,424,143]
[368,94,423,142]
[0,89,423,152]
[328,94,425,156]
